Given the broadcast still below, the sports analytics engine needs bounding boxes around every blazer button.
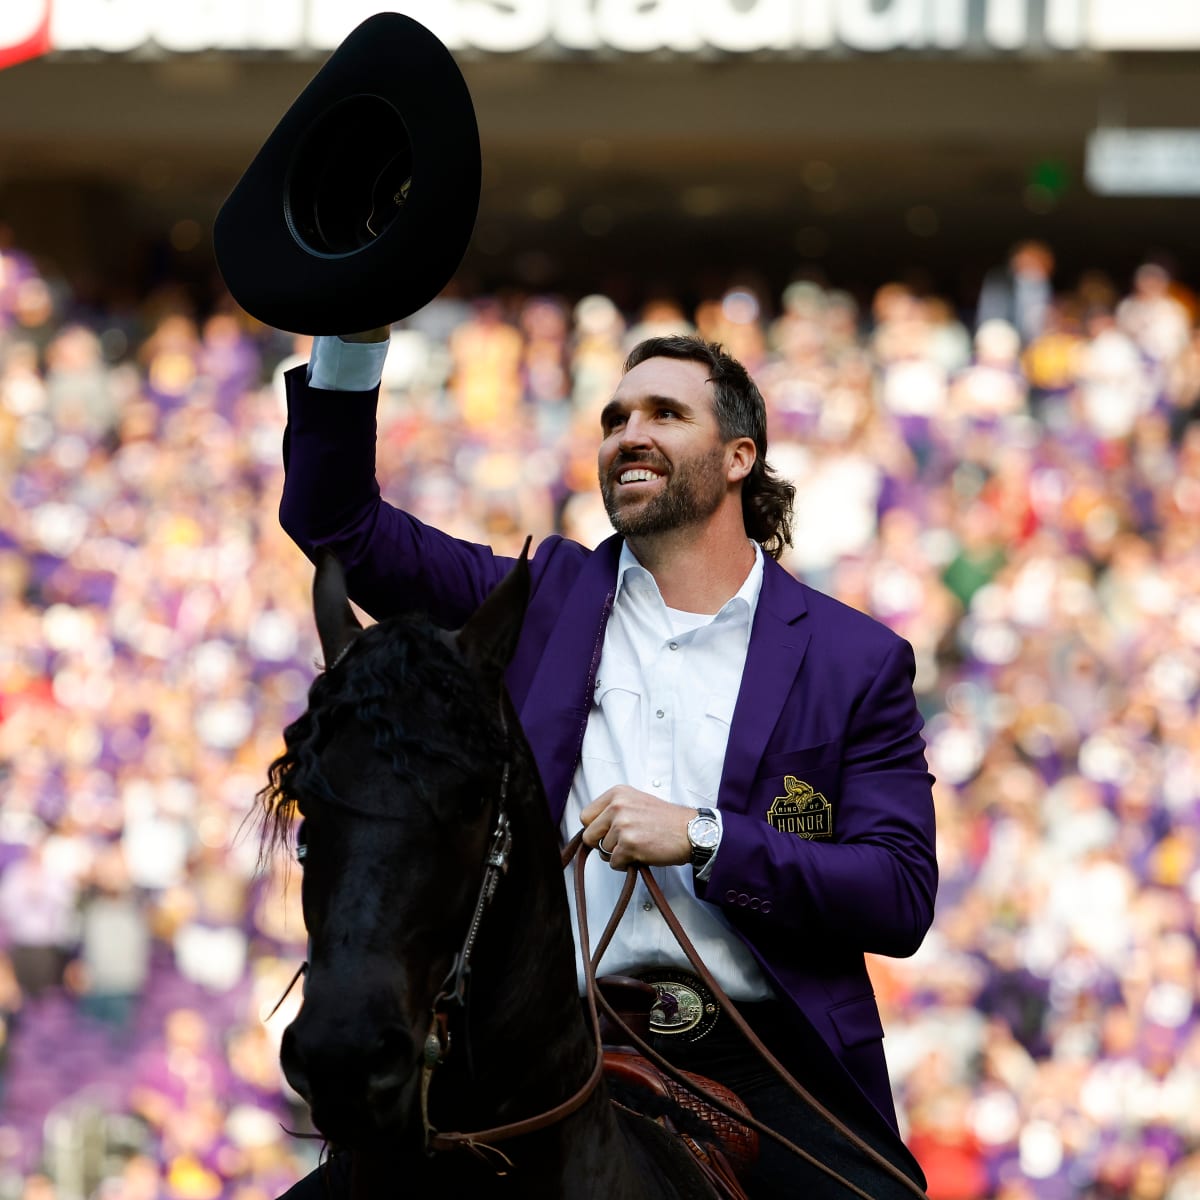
[760,901,773,915]
[725,890,738,903]
[749,898,760,910]
[737,893,749,906]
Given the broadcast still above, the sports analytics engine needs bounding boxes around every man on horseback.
[276,326,937,1198]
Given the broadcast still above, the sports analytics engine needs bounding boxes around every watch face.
[690,818,720,849]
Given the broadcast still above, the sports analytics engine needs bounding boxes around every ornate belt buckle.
[637,969,720,1043]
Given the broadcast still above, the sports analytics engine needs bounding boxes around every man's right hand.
[580,785,693,870]
[338,327,391,344]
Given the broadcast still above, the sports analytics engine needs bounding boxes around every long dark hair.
[623,334,795,560]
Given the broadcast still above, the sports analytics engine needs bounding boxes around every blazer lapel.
[718,558,810,815]
[519,536,622,823]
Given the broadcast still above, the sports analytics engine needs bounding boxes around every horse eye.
[295,819,308,865]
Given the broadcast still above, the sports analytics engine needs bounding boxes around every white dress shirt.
[561,541,776,1000]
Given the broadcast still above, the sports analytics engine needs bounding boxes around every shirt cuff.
[307,334,389,392]
[694,809,723,883]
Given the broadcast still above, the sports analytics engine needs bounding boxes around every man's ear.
[727,436,757,484]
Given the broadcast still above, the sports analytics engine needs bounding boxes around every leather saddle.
[598,976,758,1200]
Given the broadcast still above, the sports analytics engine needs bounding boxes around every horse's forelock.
[256,614,508,862]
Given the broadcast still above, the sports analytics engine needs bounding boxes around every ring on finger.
[597,835,613,861]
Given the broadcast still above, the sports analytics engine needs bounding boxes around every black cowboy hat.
[213,13,480,335]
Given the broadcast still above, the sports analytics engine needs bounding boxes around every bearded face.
[600,443,729,538]
[596,356,747,543]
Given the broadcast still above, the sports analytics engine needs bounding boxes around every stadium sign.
[3,0,1200,60]
[1086,129,1200,196]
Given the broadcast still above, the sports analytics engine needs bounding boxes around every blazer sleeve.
[700,636,937,959]
[278,364,512,625]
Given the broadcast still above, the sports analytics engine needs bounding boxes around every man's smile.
[618,468,663,485]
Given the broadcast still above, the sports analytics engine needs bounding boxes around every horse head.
[262,548,567,1151]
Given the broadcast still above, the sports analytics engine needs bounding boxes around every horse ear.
[457,537,531,687]
[313,549,363,669]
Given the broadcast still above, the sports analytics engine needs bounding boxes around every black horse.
[258,550,723,1198]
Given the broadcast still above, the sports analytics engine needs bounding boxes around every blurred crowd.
[0,229,1198,1200]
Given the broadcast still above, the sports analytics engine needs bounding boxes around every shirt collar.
[616,539,765,622]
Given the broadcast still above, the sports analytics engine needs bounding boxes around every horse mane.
[256,614,509,865]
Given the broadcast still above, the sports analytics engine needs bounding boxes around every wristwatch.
[687,807,721,870]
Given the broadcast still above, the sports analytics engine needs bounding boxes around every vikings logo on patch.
[767,776,832,839]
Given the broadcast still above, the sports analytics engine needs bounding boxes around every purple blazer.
[280,367,937,1135]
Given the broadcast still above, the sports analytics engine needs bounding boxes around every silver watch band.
[688,806,719,870]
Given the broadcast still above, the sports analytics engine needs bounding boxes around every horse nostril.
[366,1026,415,1111]
[366,1072,406,1110]
[371,1025,415,1073]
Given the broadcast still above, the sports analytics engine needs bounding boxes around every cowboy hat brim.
[214,13,480,335]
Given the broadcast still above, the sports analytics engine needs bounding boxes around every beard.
[600,445,729,538]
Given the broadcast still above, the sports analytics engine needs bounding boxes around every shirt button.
[642,902,653,912]
[652,779,662,789]
[656,709,665,719]
[669,641,679,651]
